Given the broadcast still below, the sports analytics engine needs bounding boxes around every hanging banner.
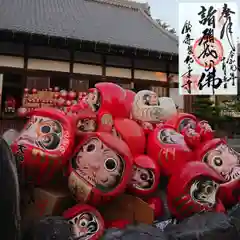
[179,2,238,95]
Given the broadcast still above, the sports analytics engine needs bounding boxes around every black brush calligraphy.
[219,3,236,51]
[181,20,192,34]
[198,28,215,45]
[15,144,26,162]
[198,41,218,60]
[198,59,238,94]
[197,7,218,66]
[181,20,194,93]
[198,61,222,94]
[198,5,217,28]
[223,47,238,90]
[226,49,238,73]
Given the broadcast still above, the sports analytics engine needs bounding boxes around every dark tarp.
[164,212,240,240]
[103,224,168,240]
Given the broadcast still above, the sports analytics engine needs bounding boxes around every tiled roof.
[0,0,178,54]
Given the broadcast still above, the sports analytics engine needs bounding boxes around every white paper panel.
[135,70,167,81]
[179,2,238,95]
[106,67,131,78]
[73,63,102,75]
[0,55,24,68]
[28,59,69,72]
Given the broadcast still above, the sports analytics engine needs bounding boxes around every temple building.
[0,0,181,132]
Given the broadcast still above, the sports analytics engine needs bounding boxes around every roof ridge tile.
[84,0,140,10]
[139,8,178,48]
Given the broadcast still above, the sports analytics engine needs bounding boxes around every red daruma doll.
[167,162,226,220]
[166,113,200,149]
[166,112,197,132]
[195,138,240,182]
[84,83,128,131]
[195,120,214,142]
[147,124,193,176]
[194,138,240,207]
[124,89,136,118]
[75,109,97,134]
[166,113,214,143]
[68,132,133,205]
[11,108,75,186]
[63,204,104,240]
[85,83,128,118]
[112,118,146,156]
[111,118,160,198]
[128,155,160,198]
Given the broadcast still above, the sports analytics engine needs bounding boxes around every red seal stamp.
[181,74,200,92]
[192,37,224,67]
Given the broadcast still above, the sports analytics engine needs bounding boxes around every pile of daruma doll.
[19,86,88,113]
[10,82,240,239]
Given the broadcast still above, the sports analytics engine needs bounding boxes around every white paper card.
[179,2,238,95]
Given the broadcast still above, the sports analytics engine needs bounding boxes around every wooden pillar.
[102,55,106,79]
[131,58,134,89]
[69,48,74,89]
[23,42,29,91]
[184,95,196,113]
[214,96,219,106]
[69,49,74,75]
[166,61,170,97]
